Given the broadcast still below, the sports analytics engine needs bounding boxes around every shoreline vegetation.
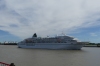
[0,42,17,45]
[84,43,100,47]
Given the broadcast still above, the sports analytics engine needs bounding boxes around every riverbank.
[0,43,100,47]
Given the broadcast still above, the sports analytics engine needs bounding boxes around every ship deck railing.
[0,62,15,66]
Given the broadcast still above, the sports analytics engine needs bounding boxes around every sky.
[0,0,100,43]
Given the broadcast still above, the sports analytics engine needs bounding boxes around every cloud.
[90,33,97,36]
[0,0,100,39]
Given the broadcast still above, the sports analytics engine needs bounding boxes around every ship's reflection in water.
[0,45,100,66]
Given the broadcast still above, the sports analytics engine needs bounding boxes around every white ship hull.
[17,43,85,50]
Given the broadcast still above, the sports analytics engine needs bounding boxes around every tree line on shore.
[87,43,100,45]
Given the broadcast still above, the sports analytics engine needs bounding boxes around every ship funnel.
[32,33,37,38]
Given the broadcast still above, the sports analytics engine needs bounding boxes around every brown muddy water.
[0,45,100,66]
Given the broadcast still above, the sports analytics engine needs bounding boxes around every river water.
[0,45,100,66]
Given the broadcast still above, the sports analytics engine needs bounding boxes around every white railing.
[0,62,10,66]
[0,62,15,66]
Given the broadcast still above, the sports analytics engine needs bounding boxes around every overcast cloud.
[0,0,100,39]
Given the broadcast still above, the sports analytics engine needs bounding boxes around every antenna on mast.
[62,31,66,36]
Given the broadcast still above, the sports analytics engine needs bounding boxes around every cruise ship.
[17,33,87,50]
